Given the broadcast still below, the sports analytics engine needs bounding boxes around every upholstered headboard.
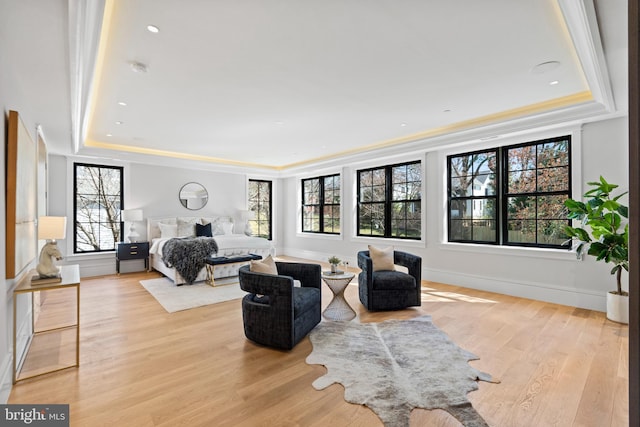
[147,216,234,240]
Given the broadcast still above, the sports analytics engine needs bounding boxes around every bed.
[147,216,275,285]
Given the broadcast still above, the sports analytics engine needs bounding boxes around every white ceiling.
[3,0,628,173]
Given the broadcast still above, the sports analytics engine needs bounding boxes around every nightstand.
[116,242,149,274]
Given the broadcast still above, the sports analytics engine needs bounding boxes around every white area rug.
[139,277,246,313]
[306,316,499,427]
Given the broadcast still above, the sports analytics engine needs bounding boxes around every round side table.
[321,271,356,321]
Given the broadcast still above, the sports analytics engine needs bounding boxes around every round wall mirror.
[179,182,208,210]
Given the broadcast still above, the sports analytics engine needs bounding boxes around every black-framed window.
[447,135,571,248]
[357,161,421,239]
[74,163,123,253]
[248,179,272,240]
[302,174,340,234]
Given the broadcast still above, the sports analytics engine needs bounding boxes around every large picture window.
[248,179,272,240]
[302,174,340,234]
[357,161,421,239]
[447,135,571,248]
[74,163,123,253]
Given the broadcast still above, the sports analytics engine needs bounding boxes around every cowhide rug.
[306,316,498,427]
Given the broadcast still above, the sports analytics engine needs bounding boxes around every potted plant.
[564,176,629,323]
[328,256,341,274]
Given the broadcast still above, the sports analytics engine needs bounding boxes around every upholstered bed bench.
[204,254,262,286]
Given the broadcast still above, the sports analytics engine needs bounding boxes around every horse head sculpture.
[36,241,63,278]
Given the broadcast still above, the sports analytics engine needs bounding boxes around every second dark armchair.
[239,262,322,350]
[357,250,422,311]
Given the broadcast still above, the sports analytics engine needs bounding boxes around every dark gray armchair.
[238,262,322,350]
[357,250,422,311]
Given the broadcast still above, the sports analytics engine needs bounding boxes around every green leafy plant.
[328,256,341,265]
[564,176,629,295]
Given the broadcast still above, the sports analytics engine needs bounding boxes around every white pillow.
[177,218,196,237]
[368,245,395,271]
[221,222,234,235]
[159,223,178,238]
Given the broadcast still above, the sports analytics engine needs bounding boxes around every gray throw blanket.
[162,237,218,284]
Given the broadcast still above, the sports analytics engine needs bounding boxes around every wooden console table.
[13,264,80,383]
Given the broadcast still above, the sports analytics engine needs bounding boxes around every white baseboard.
[280,247,605,312]
[0,352,12,403]
[425,267,606,312]
[63,254,118,278]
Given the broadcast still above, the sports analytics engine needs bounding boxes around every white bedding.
[146,216,275,284]
[149,234,273,257]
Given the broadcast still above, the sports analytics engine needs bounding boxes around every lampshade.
[38,216,67,240]
[122,209,143,243]
[121,209,143,222]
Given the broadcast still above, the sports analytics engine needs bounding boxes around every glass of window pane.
[507,169,536,193]
[507,219,537,244]
[537,220,570,246]
[360,170,372,186]
[450,219,472,241]
[537,195,568,219]
[537,167,569,192]
[372,169,385,185]
[407,163,421,181]
[508,146,536,171]
[472,219,496,241]
[372,185,385,202]
[450,155,472,179]
[303,206,320,232]
[473,174,494,196]
[537,141,569,168]
[392,183,407,200]
[359,203,385,236]
[392,165,408,184]
[507,196,536,220]
[450,200,472,219]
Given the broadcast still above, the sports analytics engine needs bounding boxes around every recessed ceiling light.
[549,80,559,85]
[130,61,148,73]
[147,25,159,33]
[400,123,407,127]
[115,121,123,125]
[118,101,127,106]
[106,133,113,137]
[531,61,561,74]
[443,109,452,113]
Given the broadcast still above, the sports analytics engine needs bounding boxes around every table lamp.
[121,209,143,242]
[35,216,67,279]
[240,210,256,236]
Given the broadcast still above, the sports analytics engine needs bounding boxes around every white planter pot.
[606,291,629,324]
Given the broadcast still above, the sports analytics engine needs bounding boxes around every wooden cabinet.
[116,242,149,273]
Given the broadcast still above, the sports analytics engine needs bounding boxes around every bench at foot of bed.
[204,254,263,286]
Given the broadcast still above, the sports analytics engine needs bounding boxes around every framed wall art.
[6,110,37,279]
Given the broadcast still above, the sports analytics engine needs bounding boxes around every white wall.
[279,117,629,312]
[0,102,41,404]
[47,156,255,276]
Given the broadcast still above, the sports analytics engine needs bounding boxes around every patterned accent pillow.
[177,218,196,237]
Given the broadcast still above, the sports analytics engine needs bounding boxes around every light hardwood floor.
[9,258,629,426]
